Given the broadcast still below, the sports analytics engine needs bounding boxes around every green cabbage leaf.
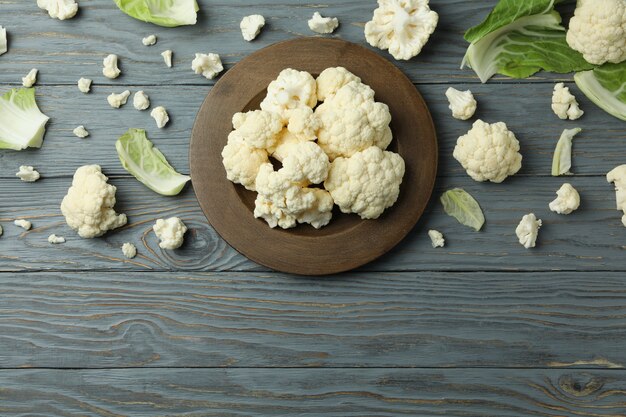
[112,0,199,27]
[440,188,485,231]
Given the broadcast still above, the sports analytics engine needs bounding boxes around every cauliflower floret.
[161,50,173,68]
[14,219,32,230]
[445,87,477,120]
[37,0,78,20]
[453,119,522,183]
[549,183,581,215]
[315,81,392,160]
[316,67,362,102]
[22,69,38,88]
[122,242,137,259]
[48,234,65,244]
[77,78,92,93]
[16,165,40,182]
[552,83,584,120]
[324,146,405,219]
[142,35,157,46]
[260,68,317,122]
[428,230,445,248]
[240,15,265,41]
[153,217,187,250]
[73,125,89,138]
[254,194,298,229]
[270,129,307,162]
[308,12,339,34]
[60,165,127,238]
[296,188,334,229]
[1,26,7,56]
[221,132,270,191]
[281,141,330,185]
[103,54,121,79]
[566,0,626,65]
[287,107,320,141]
[150,106,169,128]
[133,91,150,111]
[365,0,438,61]
[192,53,223,80]
[607,164,626,227]
[107,90,131,108]
[232,110,283,150]
[515,213,542,249]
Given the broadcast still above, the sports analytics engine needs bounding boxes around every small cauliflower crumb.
[153,217,187,250]
[515,213,542,249]
[445,87,477,120]
[308,12,339,34]
[142,35,157,46]
[607,165,626,227]
[14,219,32,230]
[150,106,169,128]
[107,90,131,108]
[48,234,66,244]
[549,183,581,215]
[103,54,121,79]
[133,91,150,111]
[77,77,92,93]
[22,68,38,88]
[161,50,173,68]
[192,53,223,80]
[122,242,137,259]
[428,230,445,248]
[240,15,265,41]
[73,125,89,138]
[552,83,584,120]
[16,165,40,182]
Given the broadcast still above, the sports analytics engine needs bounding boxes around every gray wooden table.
[1,1,625,415]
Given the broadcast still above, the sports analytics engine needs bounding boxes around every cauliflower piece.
[607,164,626,227]
[48,234,65,244]
[14,219,32,230]
[295,188,334,229]
[515,213,542,249]
[270,129,306,162]
[316,67,362,102]
[221,132,270,191]
[428,230,445,248]
[73,125,89,138]
[287,107,320,141]
[552,83,584,120]
[281,141,330,185]
[37,0,78,20]
[232,110,283,150]
[161,50,173,68]
[133,91,150,111]
[566,0,626,65]
[192,53,223,80]
[254,193,298,229]
[142,35,157,46]
[77,77,92,93]
[308,12,339,34]
[365,0,438,61]
[16,165,40,182]
[103,54,121,79]
[150,106,169,128]
[240,15,265,41]
[445,87,477,120]
[153,217,187,250]
[0,224,3,237]
[122,242,137,259]
[22,69,38,88]
[315,81,392,160]
[549,183,581,215]
[260,68,317,122]
[324,146,405,219]
[0,26,6,56]
[107,90,131,108]
[453,119,522,183]
[60,165,127,238]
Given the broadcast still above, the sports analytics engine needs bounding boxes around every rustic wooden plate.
[190,38,437,275]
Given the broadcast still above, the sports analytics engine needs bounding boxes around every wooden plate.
[190,38,437,275]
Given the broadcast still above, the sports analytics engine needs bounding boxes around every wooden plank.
[0,176,624,272]
[1,271,626,368]
[1,368,626,416]
[0,83,622,179]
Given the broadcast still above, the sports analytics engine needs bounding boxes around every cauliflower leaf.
[575,62,626,121]
[440,188,485,231]
[552,127,581,177]
[0,87,49,151]
[113,0,199,27]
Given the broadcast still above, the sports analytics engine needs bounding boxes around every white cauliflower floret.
[281,141,330,185]
[151,106,169,128]
[324,146,405,219]
[48,234,65,244]
[287,107,320,141]
[607,164,626,227]
[16,165,40,182]
[549,183,581,215]
[296,188,334,229]
[515,213,542,249]
[161,50,173,68]
[142,35,157,46]
[221,132,270,191]
[122,242,137,259]
[14,219,32,230]
[133,91,150,111]
[153,217,187,250]
[37,0,78,20]
[1,26,7,56]
[453,119,522,183]
[103,54,121,79]
[107,90,130,108]
[428,230,445,248]
[73,125,89,138]
[315,81,392,160]
[77,78,92,93]
[60,165,127,238]
[260,68,317,122]
[316,67,362,102]
[365,0,438,61]
[566,0,626,65]
[445,87,477,120]
[254,194,298,229]
[308,12,339,34]
[552,83,584,120]
[270,129,307,162]
[191,53,223,80]
[240,15,265,41]
[22,69,38,88]
[232,110,283,150]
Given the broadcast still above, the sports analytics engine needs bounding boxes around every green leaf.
[462,1,593,83]
[0,87,49,150]
[440,188,485,231]
[551,127,581,176]
[112,0,199,27]
[575,62,626,121]
[116,128,191,196]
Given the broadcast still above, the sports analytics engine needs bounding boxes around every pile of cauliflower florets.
[221,67,406,229]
